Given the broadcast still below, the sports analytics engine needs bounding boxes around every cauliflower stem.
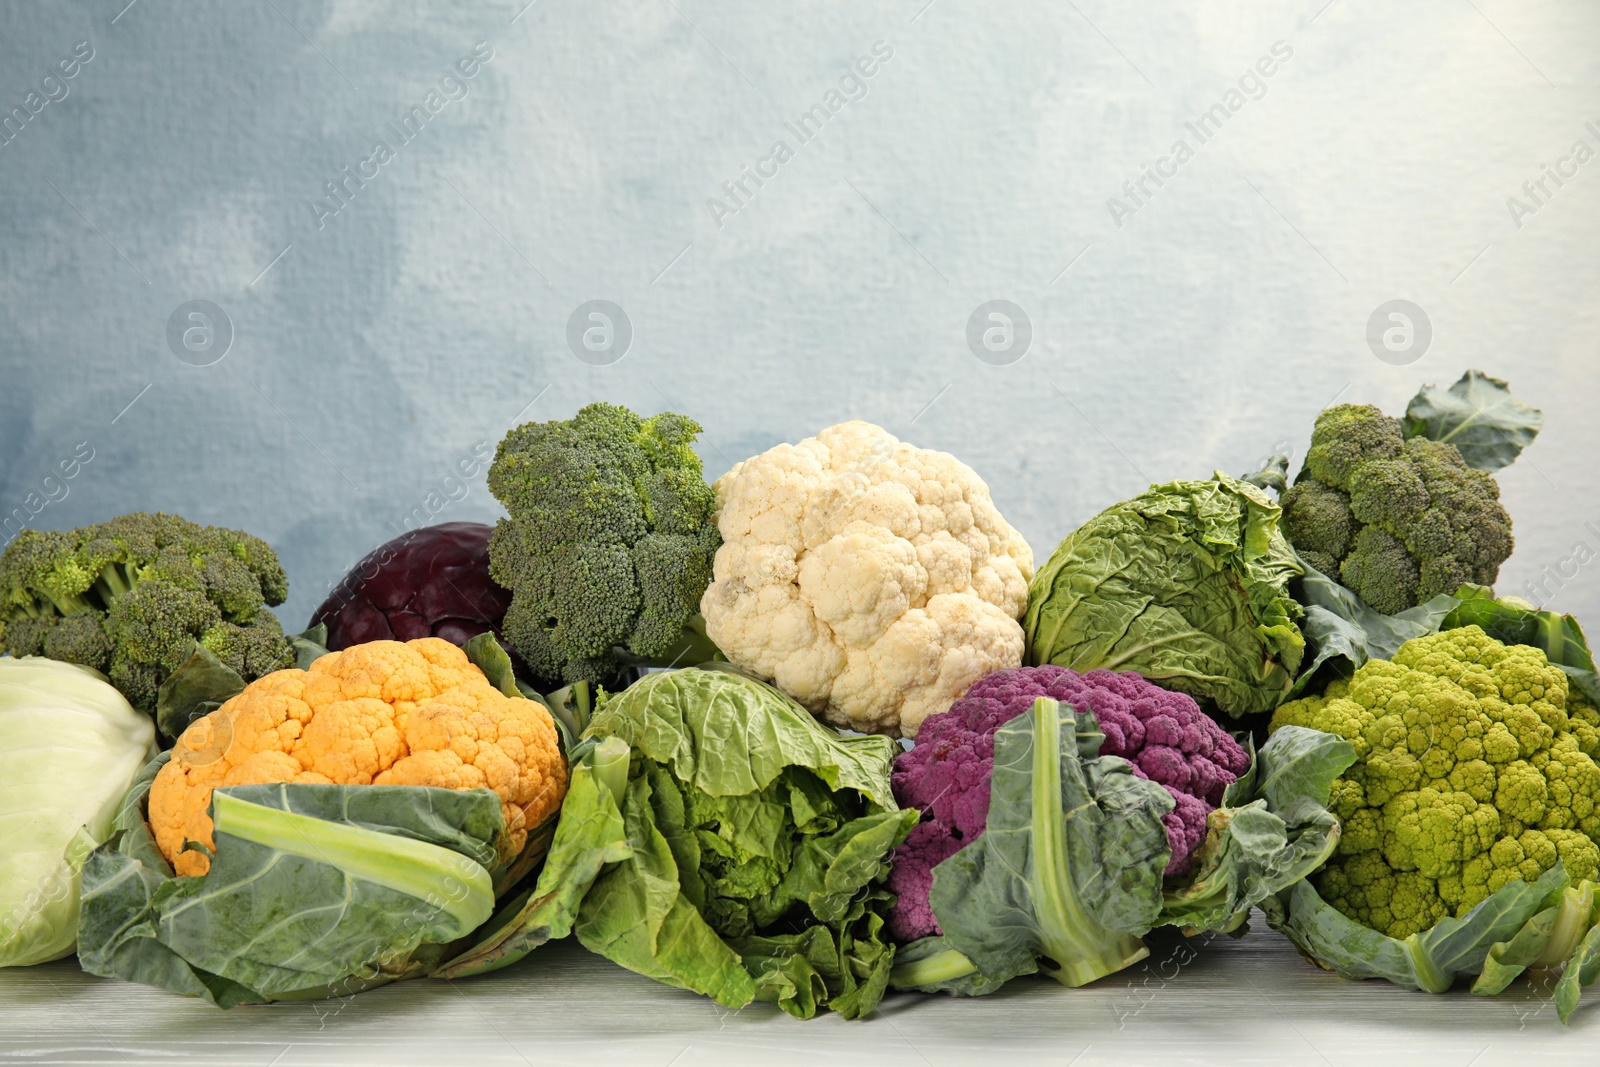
[1027,697,1152,986]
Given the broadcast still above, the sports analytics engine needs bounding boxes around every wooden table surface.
[1,918,1593,1067]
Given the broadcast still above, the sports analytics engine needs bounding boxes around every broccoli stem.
[888,945,981,988]
[90,562,137,613]
[38,588,91,617]
[1031,697,1151,988]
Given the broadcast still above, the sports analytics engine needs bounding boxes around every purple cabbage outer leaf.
[310,521,516,654]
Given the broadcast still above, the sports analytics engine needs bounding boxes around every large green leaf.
[885,937,1007,997]
[77,757,505,1005]
[1263,866,1569,994]
[1555,906,1600,1023]
[1023,472,1305,719]
[153,644,244,743]
[1290,556,1457,696]
[437,737,632,979]
[1474,880,1596,995]
[1162,726,1357,932]
[1403,369,1543,472]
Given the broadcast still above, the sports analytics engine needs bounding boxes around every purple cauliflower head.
[885,665,1250,942]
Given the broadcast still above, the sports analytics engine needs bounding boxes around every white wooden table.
[1,920,1592,1067]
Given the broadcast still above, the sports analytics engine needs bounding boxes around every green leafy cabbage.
[441,666,917,1019]
[1024,471,1306,719]
[0,656,155,967]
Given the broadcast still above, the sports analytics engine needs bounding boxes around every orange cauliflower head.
[701,421,1034,739]
[149,638,567,876]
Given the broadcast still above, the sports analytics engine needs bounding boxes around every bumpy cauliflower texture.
[700,422,1034,738]
[149,638,568,876]
[1270,626,1600,939]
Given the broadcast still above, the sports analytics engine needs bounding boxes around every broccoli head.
[486,403,721,687]
[1281,403,1513,614]
[0,512,292,717]
[1269,626,1600,939]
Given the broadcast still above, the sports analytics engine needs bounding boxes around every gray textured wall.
[1,0,1596,631]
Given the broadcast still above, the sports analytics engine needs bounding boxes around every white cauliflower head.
[700,421,1034,738]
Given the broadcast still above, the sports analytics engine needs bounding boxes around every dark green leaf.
[921,699,1171,990]
[1555,906,1600,1023]
[154,643,246,742]
[77,762,507,1006]
[1264,866,1568,994]
[436,738,632,978]
[1290,556,1456,696]
[1402,369,1543,472]
[1164,726,1356,932]
[887,937,1007,996]
[1241,454,1290,494]
[1474,880,1595,996]
[289,623,329,669]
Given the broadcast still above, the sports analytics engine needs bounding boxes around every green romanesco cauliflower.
[0,512,293,718]
[1269,625,1600,938]
[1279,404,1513,614]
[486,402,722,688]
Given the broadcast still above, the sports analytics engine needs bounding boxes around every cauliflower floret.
[149,639,568,877]
[703,422,1033,738]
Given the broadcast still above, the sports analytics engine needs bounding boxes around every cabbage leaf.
[441,667,916,1019]
[1023,471,1305,719]
[0,657,154,968]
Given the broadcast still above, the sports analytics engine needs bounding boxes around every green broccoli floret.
[1279,478,1354,577]
[42,613,114,671]
[1339,527,1421,615]
[1281,403,1513,612]
[1270,627,1600,937]
[487,403,722,687]
[1304,403,1405,487]
[199,609,295,678]
[0,512,292,716]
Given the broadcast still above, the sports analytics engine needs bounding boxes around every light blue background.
[1,0,1596,631]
